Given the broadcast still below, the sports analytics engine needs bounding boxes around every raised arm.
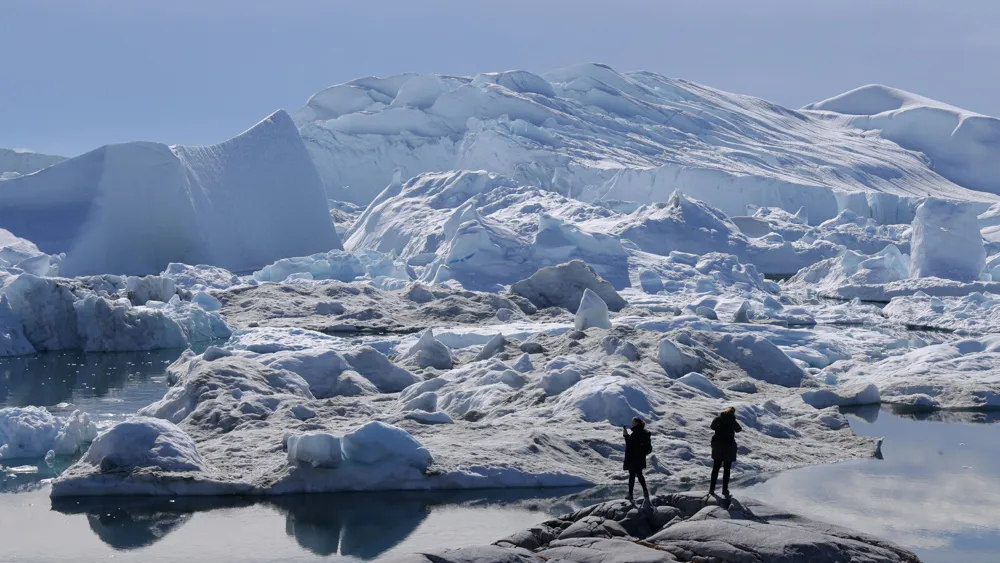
[733,419,742,433]
[710,416,720,430]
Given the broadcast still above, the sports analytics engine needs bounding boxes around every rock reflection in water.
[51,487,588,559]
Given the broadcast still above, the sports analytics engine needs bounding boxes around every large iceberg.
[805,84,1000,197]
[0,111,341,276]
[296,64,997,224]
[0,148,65,177]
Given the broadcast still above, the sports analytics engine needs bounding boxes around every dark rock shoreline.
[385,492,922,563]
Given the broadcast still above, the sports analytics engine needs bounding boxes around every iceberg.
[0,111,340,276]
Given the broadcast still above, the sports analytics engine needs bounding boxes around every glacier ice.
[296,65,997,227]
[0,273,230,356]
[286,432,343,469]
[0,111,341,276]
[0,407,98,460]
[805,84,1000,197]
[574,288,612,330]
[512,260,626,313]
[0,148,65,177]
[909,198,986,282]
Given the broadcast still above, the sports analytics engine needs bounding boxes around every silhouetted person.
[622,417,652,504]
[709,407,742,497]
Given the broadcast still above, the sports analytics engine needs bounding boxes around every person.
[622,417,652,504]
[709,407,742,497]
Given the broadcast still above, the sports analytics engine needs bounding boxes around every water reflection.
[744,408,1000,563]
[0,348,189,410]
[51,487,589,559]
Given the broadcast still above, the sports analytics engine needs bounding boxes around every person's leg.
[636,469,649,500]
[722,461,732,495]
[628,469,636,500]
[710,459,721,494]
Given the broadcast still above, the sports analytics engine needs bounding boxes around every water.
[4,348,1000,561]
[0,487,584,562]
[744,406,1000,563]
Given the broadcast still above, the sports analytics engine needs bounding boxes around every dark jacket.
[710,412,742,462]
[623,427,651,471]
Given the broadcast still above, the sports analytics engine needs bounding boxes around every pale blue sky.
[2,0,997,157]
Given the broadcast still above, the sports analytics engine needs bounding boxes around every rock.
[495,307,514,321]
[567,330,586,340]
[511,260,626,313]
[575,288,612,330]
[557,516,629,540]
[540,538,676,563]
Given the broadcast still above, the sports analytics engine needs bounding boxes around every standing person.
[709,407,742,497]
[623,417,652,505]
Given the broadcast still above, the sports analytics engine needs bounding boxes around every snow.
[0,407,97,460]
[286,432,343,469]
[7,63,1000,513]
[883,292,1000,333]
[227,327,419,394]
[252,250,410,284]
[160,263,242,291]
[297,65,997,225]
[827,338,1000,410]
[575,288,611,330]
[0,111,340,276]
[340,421,433,470]
[805,84,1000,197]
[787,245,910,294]
[909,198,986,282]
[801,383,880,409]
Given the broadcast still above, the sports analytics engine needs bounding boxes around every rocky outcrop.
[382,492,921,563]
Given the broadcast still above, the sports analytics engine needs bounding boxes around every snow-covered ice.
[0,273,231,356]
[296,65,997,226]
[0,407,98,460]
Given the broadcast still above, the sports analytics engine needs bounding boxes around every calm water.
[0,487,589,562]
[3,349,1000,562]
[744,406,1000,563]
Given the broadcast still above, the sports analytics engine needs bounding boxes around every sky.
[2,0,998,157]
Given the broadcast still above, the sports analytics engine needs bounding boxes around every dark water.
[0,345,212,492]
[743,406,1000,563]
